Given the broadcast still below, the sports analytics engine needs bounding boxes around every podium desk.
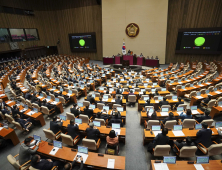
[145,59,159,67]
[103,57,114,65]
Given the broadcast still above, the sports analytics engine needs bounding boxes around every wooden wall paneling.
[166,0,222,64]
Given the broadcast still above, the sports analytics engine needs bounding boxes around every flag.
[122,41,126,55]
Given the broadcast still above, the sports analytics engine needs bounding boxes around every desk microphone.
[150,130,153,135]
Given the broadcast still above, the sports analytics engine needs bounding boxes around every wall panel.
[166,0,222,63]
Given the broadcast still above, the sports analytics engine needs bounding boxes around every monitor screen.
[77,146,88,154]
[162,88,166,91]
[172,96,177,100]
[33,135,41,141]
[147,108,154,113]
[93,121,101,127]
[206,90,209,94]
[89,104,95,109]
[162,108,169,112]
[173,125,183,131]
[75,118,82,124]
[9,28,26,42]
[112,123,120,129]
[47,96,51,100]
[40,93,44,97]
[196,156,209,164]
[24,105,28,109]
[103,106,109,111]
[53,140,62,148]
[117,107,123,112]
[55,98,59,102]
[182,86,185,89]
[0,28,10,43]
[214,88,217,91]
[158,96,163,100]
[215,122,222,128]
[197,92,201,96]
[153,83,157,86]
[60,88,63,92]
[191,106,197,110]
[91,94,95,98]
[103,95,108,99]
[69,32,96,52]
[53,86,56,89]
[144,97,149,101]
[195,124,202,130]
[33,108,38,113]
[151,89,156,92]
[163,156,176,164]
[60,115,66,121]
[68,90,72,94]
[144,83,148,86]
[152,125,161,131]
[177,107,183,112]
[141,89,145,92]
[24,28,39,41]
[77,102,83,107]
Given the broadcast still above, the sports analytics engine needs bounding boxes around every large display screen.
[0,28,10,43]
[175,28,222,54]
[9,29,26,42]
[69,32,97,52]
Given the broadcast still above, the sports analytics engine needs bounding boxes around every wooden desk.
[210,106,222,118]
[0,125,20,145]
[35,140,125,170]
[143,127,218,145]
[62,121,126,143]
[150,160,222,170]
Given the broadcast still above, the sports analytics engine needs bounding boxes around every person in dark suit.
[25,91,32,100]
[12,105,20,118]
[162,112,176,124]
[84,105,93,118]
[50,116,62,134]
[147,128,169,152]
[67,119,79,139]
[86,94,95,104]
[0,99,10,115]
[96,112,108,121]
[174,97,184,108]
[201,95,211,107]
[70,104,80,117]
[63,156,84,170]
[196,110,212,123]
[180,109,192,121]
[144,99,153,107]
[14,115,32,132]
[108,112,123,127]
[116,89,121,94]
[195,122,212,148]
[115,96,122,105]
[86,122,100,142]
[173,136,195,154]
[31,154,61,170]
[31,93,38,103]
[159,97,169,107]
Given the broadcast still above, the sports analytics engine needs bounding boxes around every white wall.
[102,0,168,64]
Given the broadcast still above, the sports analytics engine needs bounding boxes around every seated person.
[59,91,70,102]
[106,130,119,147]
[63,156,84,170]
[195,122,212,148]
[14,115,32,132]
[159,97,169,107]
[116,89,121,94]
[0,99,10,116]
[67,119,79,139]
[115,95,122,105]
[86,94,95,104]
[34,98,42,107]
[50,116,62,134]
[12,105,20,118]
[84,105,93,118]
[70,104,80,117]
[147,128,169,152]
[97,97,105,104]
[128,90,134,96]
[173,136,195,154]
[24,91,32,100]
[144,99,153,107]
[175,97,184,108]
[201,95,211,107]
[154,89,159,96]
[31,93,38,103]
[42,99,54,110]
[31,154,61,170]
[196,110,211,123]
[180,109,192,121]
[86,122,100,142]
[108,112,123,127]
[162,112,176,124]
[96,112,108,121]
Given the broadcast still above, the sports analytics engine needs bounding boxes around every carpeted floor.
[1,60,222,170]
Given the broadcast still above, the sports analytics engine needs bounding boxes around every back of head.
[151,112,157,119]
[178,97,181,102]
[89,122,94,128]
[146,99,150,104]
[118,96,121,99]
[208,95,211,99]
[63,163,71,170]
[109,130,116,138]
[97,112,101,117]
[202,122,208,129]
[205,110,210,116]
[70,119,75,125]
[186,136,192,145]
[24,138,31,144]
[169,112,174,118]
[162,128,168,135]
[186,109,191,116]
[73,103,77,107]
[86,105,89,109]
[31,154,39,165]
[163,97,166,101]
[130,90,133,93]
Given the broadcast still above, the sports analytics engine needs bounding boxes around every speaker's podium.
[122,60,129,67]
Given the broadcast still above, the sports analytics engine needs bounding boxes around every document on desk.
[26,111,35,116]
[172,99,178,101]
[74,152,88,163]
[191,110,200,114]
[51,101,58,105]
[205,83,211,85]
[107,159,115,169]
[215,91,221,94]
[155,100,159,103]
[160,112,169,116]
[37,96,43,99]
[49,147,59,155]
[102,99,108,102]
[112,129,121,135]
[194,164,204,170]
[196,96,203,99]
[172,130,185,136]
[0,94,5,97]
[0,127,3,131]
[6,101,13,104]
[111,99,115,102]
[199,84,204,87]
[153,131,162,137]
[154,163,169,170]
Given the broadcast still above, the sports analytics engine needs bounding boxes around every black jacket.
[159,101,169,107]
[31,95,38,103]
[31,159,54,170]
[70,108,80,117]
[67,124,79,139]
[174,141,195,150]
[196,115,212,123]
[108,117,123,127]
[50,121,62,134]
[162,116,176,124]
[153,133,169,147]
[86,128,100,142]
[84,108,93,118]
[70,160,83,170]
[175,101,184,108]
[115,98,122,105]
[195,129,212,147]
[25,93,32,100]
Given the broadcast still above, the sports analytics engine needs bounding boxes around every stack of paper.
[154,163,169,170]
[192,110,200,114]
[160,112,169,116]
[107,159,115,169]
[172,99,178,101]
[49,147,59,155]
[153,131,162,137]
[74,152,88,163]
[194,164,205,170]
[173,130,185,136]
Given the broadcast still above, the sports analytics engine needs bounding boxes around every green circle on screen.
[194,37,205,46]
[79,39,85,46]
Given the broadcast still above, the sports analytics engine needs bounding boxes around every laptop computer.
[109,88,114,92]
[161,108,169,112]
[77,102,83,107]
[103,106,109,111]
[24,104,28,109]
[152,125,161,131]
[215,122,222,128]
[195,124,202,130]
[112,123,120,129]
[59,115,66,121]
[144,97,149,101]
[173,125,182,131]
[214,88,217,91]
[33,135,41,145]
[191,106,198,112]
[93,121,101,127]
[147,108,154,114]
[55,98,59,102]
[198,82,201,85]
[47,96,51,100]
[163,156,176,164]
[53,140,62,148]
[75,118,82,124]
[89,104,95,109]
[117,107,123,112]
[196,156,209,164]
[102,74,105,77]
[33,108,38,113]
[206,89,209,94]
[103,95,108,99]
[53,86,56,89]
[40,93,44,97]
[60,88,63,92]
[172,96,177,100]
[158,96,163,100]
[77,146,88,154]
[162,88,166,91]
[68,90,72,94]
